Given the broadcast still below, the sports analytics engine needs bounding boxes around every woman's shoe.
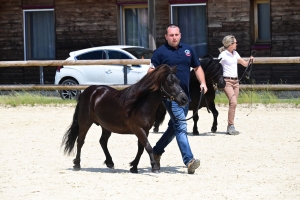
[227,125,240,135]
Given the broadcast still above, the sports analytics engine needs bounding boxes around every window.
[254,0,270,43]
[121,5,149,48]
[23,9,55,60]
[76,50,106,60]
[171,4,207,58]
[107,51,131,59]
[124,47,153,59]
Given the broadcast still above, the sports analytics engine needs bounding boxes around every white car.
[55,45,153,99]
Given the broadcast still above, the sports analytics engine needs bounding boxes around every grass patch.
[0,90,300,107]
[0,91,75,107]
[215,90,300,105]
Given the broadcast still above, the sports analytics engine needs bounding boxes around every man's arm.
[147,62,155,73]
[147,65,155,73]
[194,66,208,94]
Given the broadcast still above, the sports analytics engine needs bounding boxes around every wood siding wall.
[55,0,118,60]
[0,1,26,84]
[0,0,300,85]
[22,0,54,7]
[207,0,251,58]
[271,0,300,57]
[246,0,300,84]
[117,0,147,3]
[0,1,23,61]
[256,0,300,84]
[155,0,170,47]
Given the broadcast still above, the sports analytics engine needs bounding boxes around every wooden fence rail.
[0,58,300,91]
[1,84,300,91]
[0,57,300,67]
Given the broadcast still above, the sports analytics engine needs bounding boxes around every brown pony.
[61,64,188,173]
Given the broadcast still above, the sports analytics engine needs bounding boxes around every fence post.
[123,65,127,84]
[39,66,44,95]
[39,66,44,84]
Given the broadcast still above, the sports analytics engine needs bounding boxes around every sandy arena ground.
[0,104,300,200]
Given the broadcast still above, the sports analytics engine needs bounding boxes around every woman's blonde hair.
[218,35,235,53]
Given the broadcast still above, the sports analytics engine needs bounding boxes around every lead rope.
[247,84,253,116]
[237,50,256,116]
[176,87,205,121]
[237,50,256,82]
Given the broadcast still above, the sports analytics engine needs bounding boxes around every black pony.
[61,64,188,173]
[153,55,225,135]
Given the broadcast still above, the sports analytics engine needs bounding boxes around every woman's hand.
[239,56,254,67]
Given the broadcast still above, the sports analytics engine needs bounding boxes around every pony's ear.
[201,54,209,59]
[171,65,177,73]
[201,54,214,59]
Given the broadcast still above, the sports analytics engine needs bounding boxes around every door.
[75,50,107,85]
[105,50,143,84]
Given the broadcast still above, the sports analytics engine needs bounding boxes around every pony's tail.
[61,99,80,155]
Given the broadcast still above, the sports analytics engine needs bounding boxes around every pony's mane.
[201,55,223,81]
[115,64,174,116]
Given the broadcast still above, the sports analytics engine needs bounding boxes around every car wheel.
[59,79,80,100]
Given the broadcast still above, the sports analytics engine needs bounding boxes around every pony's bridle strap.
[160,83,176,101]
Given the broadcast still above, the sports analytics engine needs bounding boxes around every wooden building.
[0,0,299,84]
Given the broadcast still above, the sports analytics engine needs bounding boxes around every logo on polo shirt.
[184,49,191,56]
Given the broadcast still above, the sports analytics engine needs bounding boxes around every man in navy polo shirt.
[148,24,207,174]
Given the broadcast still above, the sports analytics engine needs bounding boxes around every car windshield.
[123,47,153,59]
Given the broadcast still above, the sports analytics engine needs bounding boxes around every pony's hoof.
[104,160,114,169]
[153,128,159,133]
[211,128,217,133]
[152,169,160,173]
[73,165,81,171]
[130,167,138,173]
[106,164,114,169]
[192,132,199,136]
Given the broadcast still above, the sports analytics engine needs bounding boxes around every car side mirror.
[126,64,133,70]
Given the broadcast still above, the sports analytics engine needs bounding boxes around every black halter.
[160,73,206,121]
[160,82,183,101]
